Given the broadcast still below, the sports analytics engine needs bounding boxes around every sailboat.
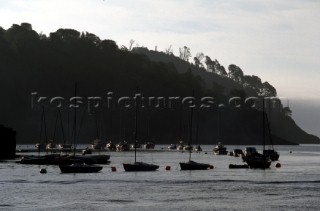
[213,108,228,155]
[59,83,103,173]
[194,110,202,152]
[245,98,271,169]
[123,87,159,172]
[179,91,212,170]
[262,101,280,161]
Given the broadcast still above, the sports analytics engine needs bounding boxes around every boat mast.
[262,98,265,151]
[195,110,199,146]
[189,89,194,161]
[73,83,77,157]
[134,86,139,163]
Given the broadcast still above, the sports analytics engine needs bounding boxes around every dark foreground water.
[1,145,320,210]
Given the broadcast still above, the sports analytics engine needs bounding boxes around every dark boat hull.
[180,161,211,170]
[59,164,103,173]
[245,153,272,169]
[123,162,159,171]
[263,150,280,161]
[229,164,249,169]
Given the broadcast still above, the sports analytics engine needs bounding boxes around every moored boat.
[123,162,159,172]
[117,141,130,151]
[180,160,212,170]
[59,162,103,173]
[213,142,228,155]
[106,141,116,151]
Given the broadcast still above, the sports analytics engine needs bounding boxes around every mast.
[217,108,221,141]
[195,110,199,146]
[134,86,139,163]
[262,98,265,151]
[73,83,77,157]
[189,89,195,161]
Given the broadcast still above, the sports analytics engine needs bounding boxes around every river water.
[1,145,319,210]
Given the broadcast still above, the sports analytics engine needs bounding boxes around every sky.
[0,0,319,137]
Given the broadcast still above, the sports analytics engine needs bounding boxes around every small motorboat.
[117,141,130,151]
[183,145,193,151]
[91,139,106,150]
[176,141,184,151]
[82,147,92,155]
[106,141,116,151]
[168,144,176,150]
[59,144,72,152]
[213,142,228,155]
[46,141,57,150]
[35,143,46,150]
[194,145,202,152]
[233,149,244,157]
[143,142,155,149]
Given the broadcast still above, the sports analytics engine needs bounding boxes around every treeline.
[0,23,318,144]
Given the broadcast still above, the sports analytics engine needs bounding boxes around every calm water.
[1,145,320,210]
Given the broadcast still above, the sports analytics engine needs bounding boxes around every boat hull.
[245,153,272,169]
[59,164,103,173]
[179,161,211,170]
[123,162,159,171]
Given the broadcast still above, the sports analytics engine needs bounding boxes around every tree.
[262,82,277,97]
[164,45,173,55]
[204,56,213,72]
[179,46,191,62]
[228,64,244,83]
[213,59,227,77]
[193,52,204,68]
[243,75,263,95]
[120,39,135,51]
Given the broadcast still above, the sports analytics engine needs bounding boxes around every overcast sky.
[0,0,319,136]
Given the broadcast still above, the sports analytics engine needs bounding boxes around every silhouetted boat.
[183,145,193,151]
[229,164,249,169]
[194,145,202,152]
[179,90,211,171]
[117,141,130,151]
[263,149,279,161]
[213,142,228,155]
[46,141,57,150]
[123,87,159,172]
[233,149,244,157]
[262,106,280,161]
[176,141,184,151]
[245,99,272,169]
[58,83,103,173]
[106,141,116,151]
[180,160,211,170]
[242,147,257,161]
[245,152,271,169]
[82,147,92,155]
[59,144,72,152]
[123,162,159,171]
[143,142,155,149]
[168,144,176,150]
[91,139,106,150]
[59,162,103,173]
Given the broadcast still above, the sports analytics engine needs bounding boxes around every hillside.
[0,23,318,145]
